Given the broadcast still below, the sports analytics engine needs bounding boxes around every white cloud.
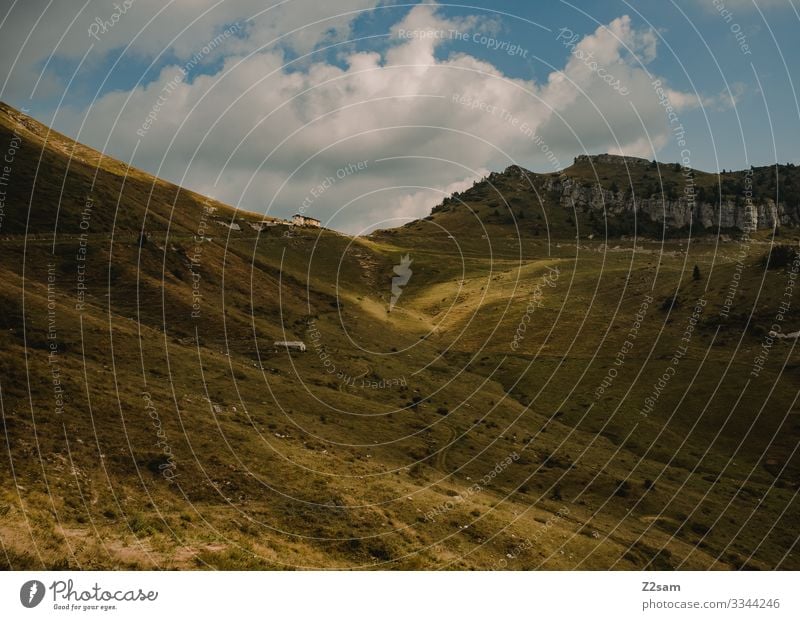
[14,5,713,233]
[0,0,382,101]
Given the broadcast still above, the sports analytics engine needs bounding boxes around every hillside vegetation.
[0,103,798,570]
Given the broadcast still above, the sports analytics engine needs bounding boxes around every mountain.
[0,102,798,570]
[375,154,799,244]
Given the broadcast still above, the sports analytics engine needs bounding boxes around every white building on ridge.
[292,214,321,227]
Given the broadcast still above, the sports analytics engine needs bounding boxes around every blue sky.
[1,0,798,231]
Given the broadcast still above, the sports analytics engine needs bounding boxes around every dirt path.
[337,363,372,393]
[435,422,457,473]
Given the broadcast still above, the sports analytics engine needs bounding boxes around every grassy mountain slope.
[0,103,797,570]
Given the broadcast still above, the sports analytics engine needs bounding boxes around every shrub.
[660,295,680,312]
[690,522,710,536]
[762,244,798,270]
[614,480,631,498]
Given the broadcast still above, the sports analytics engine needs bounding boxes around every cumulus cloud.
[6,3,714,233]
[0,0,382,102]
